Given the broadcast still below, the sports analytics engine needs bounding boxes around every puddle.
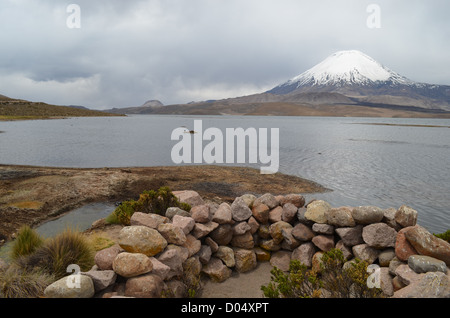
[34,202,115,238]
[0,202,115,261]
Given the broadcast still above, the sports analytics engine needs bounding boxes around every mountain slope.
[268,50,450,111]
[0,95,122,120]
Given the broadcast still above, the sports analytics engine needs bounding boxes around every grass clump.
[0,265,55,298]
[19,228,94,280]
[2,226,95,297]
[106,186,191,225]
[10,225,44,260]
[261,248,384,298]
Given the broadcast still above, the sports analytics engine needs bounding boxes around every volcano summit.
[269,50,413,91]
[108,50,450,117]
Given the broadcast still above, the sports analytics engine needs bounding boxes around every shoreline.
[353,122,450,128]
[0,114,125,122]
[0,164,328,242]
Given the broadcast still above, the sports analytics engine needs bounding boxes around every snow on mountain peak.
[286,50,413,87]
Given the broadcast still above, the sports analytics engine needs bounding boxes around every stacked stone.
[43,190,450,298]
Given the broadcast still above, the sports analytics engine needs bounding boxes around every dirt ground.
[198,261,274,298]
[0,164,327,243]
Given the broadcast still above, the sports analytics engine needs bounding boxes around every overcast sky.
[0,0,448,109]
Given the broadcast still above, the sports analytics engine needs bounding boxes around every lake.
[0,115,449,234]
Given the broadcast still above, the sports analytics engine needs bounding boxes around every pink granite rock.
[395,227,419,261]
[404,225,450,266]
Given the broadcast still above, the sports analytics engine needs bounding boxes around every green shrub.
[10,225,44,260]
[261,249,383,298]
[319,249,383,298]
[105,212,120,225]
[106,186,191,225]
[106,200,140,225]
[138,186,191,215]
[20,228,94,280]
[434,230,450,243]
[0,265,55,298]
[261,260,322,298]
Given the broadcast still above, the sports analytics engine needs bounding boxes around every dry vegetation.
[0,96,121,120]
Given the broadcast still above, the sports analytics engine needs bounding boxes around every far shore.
[0,115,124,121]
[0,164,328,242]
[354,122,450,128]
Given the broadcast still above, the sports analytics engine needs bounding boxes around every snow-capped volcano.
[267,50,450,111]
[271,50,413,93]
[125,49,449,116]
[291,50,412,87]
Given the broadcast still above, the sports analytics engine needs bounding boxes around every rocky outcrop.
[44,190,449,298]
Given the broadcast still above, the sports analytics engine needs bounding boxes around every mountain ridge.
[0,95,122,120]
[267,50,450,111]
[110,50,449,117]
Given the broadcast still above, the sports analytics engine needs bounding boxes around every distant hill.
[104,99,165,115]
[0,95,122,120]
[142,100,164,107]
[135,100,450,118]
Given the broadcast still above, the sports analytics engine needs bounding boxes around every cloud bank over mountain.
[0,0,448,109]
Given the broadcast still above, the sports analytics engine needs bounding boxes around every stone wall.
[44,190,450,298]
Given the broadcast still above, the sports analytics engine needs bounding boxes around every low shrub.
[106,200,139,225]
[261,260,321,298]
[106,186,191,225]
[10,225,44,260]
[319,249,383,298]
[138,187,182,215]
[261,249,384,298]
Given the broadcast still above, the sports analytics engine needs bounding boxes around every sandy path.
[199,262,274,298]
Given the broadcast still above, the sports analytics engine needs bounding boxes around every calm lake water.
[0,115,449,234]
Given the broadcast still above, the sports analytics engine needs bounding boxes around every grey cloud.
[0,0,448,108]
